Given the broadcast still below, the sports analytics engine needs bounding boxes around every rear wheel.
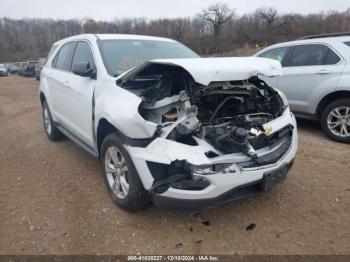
[42,101,64,141]
[100,133,150,211]
[321,99,350,143]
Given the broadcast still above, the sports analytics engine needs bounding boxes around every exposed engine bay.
[117,63,286,159]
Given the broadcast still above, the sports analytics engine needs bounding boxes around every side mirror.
[72,62,96,79]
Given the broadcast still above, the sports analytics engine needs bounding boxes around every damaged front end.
[117,58,298,210]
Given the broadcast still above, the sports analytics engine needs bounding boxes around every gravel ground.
[0,75,349,255]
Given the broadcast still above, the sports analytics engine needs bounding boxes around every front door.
[60,41,97,147]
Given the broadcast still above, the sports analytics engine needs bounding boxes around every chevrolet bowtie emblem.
[264,126,272,135]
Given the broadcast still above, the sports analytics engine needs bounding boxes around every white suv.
[40,34,298,211]
[255,33,350,143]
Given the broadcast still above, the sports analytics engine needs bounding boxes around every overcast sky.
[0,0,349,20]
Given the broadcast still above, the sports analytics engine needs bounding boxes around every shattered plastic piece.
[246,223,256,231]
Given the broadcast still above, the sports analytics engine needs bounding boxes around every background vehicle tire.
[42,101,65,141]
[100,133,150,211]
[321,99,350,143]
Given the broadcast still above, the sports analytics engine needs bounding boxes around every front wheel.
[100,133,150,211]
[321,99,350,143]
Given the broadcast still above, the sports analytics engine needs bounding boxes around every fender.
[93,80,159,154]
[38,70,57,121]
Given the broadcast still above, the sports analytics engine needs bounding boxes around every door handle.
[63,81,70,88]
[317,69,331,75]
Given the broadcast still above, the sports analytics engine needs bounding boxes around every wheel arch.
[96,117,156,158]
[316,91,350,118]
[39,91,46,106]
[96,118,120,157]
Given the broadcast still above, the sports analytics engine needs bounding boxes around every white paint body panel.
[152,57,282,86]
[94,79,158,139]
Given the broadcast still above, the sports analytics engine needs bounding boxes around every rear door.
[276,44,344,114]
[61,41,97,147]
[50,42,76,126]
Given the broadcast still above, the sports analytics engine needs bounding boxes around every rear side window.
[344,42,350,47]
[71,42,96,71]
[52,42,76,71]
[287,44,340,67]
[324,49,341,65]
[258,47,288,64]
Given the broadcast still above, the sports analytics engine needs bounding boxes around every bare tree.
[199,3,234,36]
[256,7,278,28]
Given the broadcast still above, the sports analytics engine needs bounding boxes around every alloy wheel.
[327,106,350,138]
[104,146,130,199]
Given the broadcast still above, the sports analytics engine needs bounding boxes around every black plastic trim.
[292,111,318,120]
[55,122,98,157]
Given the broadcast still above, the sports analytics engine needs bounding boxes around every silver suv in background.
[255,33,350,143]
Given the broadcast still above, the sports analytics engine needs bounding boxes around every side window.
[71,41,96,71]
[287,44,335,67]
[324,49,341,65]
[52,42,76,71]
[258,47,288,64]
[344,42,350,47]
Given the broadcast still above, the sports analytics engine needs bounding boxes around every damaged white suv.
[40,34,298,211]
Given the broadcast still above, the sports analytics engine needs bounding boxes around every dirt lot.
[0,75,349,255]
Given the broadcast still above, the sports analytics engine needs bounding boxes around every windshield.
[99,39,199,76]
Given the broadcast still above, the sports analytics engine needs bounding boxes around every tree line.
[0,3,350,62]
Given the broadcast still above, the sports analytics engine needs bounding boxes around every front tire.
[321,99,350,143]
[42,101,64,141]
[100,133,150,211]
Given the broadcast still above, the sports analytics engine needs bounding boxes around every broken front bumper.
[126,109,298,211]
[152,161,294,211]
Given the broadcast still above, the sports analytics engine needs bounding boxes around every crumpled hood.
[150,57,282,86]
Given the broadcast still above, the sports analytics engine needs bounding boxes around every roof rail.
[298,32,350,40]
